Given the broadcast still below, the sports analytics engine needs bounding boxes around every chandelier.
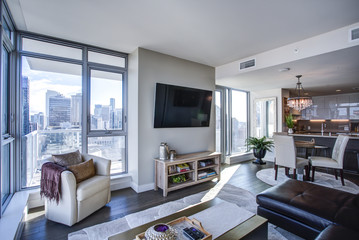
[287,75,312,111]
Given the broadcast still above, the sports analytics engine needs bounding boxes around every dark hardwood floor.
[20,160,359,240]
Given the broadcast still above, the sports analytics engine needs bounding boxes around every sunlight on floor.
[25,207,45,221]
[201,164,241,202]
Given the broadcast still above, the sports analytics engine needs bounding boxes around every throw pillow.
[52,150,82,167]
[67,159,96,183]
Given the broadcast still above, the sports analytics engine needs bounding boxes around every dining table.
[294,139,329,159]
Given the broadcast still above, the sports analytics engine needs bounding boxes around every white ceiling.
[6,0,359,94]
[217,46,359,96]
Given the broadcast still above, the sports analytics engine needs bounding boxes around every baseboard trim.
[225,152,254,165]
[130,182,154,193]
[110,175,132,191]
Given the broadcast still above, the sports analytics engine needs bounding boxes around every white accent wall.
[128,48,215,191]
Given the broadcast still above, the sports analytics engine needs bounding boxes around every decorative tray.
[136,216,212,240]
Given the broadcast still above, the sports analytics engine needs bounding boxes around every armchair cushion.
[76,175,110,201]
[67,159,96,183]
[52,150,83,167]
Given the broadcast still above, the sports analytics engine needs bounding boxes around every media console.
[154,151,221,197]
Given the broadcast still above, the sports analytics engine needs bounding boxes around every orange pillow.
[67,159,96,183]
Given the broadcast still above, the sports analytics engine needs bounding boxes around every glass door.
[231,89,248,154]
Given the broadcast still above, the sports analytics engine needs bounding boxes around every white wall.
[128,48,140,186]
[128,48,215,190]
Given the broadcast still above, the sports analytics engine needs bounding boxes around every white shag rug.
[68,183,290,240]
[256,168,359,194]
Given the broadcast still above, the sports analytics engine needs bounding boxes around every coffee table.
[108,198,268,240]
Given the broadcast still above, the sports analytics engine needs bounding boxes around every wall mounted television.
[154,83,213,128]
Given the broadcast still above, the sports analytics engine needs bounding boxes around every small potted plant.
[285,114,295,134]
[247,136,274,165]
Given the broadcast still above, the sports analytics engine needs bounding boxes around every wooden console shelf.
[154,151,221,197]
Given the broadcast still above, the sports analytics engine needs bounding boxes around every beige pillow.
[52,150,82,167]
[67,159,96,183]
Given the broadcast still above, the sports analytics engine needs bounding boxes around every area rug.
[256,168,359,194]
[68,183,290,240]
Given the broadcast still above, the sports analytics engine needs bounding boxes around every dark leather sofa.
[256,179,359,239]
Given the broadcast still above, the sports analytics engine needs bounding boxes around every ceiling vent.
[239,59,255,70]
[350,27,359,41]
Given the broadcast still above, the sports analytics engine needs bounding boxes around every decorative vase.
[288,128,293,134]
[253,148,267,165]
[145,223,177,240]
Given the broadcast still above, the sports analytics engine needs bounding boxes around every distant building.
[22,76,30,135]
[71,93,82,127]
[45,90,59,128]
[114,108,122,129]
[110,98,115,111]
[110,98,115,128]
[30,112,44,130]
[48,94,71,127]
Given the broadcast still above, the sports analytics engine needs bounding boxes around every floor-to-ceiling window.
[19,34,128,188]
[215,86,249,158]
[231,89,248,154]
[0,1,15,215]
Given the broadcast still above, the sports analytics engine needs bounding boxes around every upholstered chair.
[44,153,111,226]
[273,135,309,180]
[309,135,349,186]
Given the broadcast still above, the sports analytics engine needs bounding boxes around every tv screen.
[154,83,213,128]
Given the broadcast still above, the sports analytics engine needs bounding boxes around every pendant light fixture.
[287,75,312,111]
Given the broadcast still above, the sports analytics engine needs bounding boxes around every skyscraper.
[48,94,71,127]
[110,98,115,128]
[46,90,59,128]
[71,93,82,127]
[22,76,30,135]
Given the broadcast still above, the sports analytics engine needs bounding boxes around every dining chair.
[273,135,309,180]
[309,135,349,186]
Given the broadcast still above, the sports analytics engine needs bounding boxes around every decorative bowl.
[144,223,177,240]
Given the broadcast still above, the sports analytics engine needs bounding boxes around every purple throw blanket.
[40,162,66,204]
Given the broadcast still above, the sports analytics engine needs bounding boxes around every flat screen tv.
[154,83,213,128]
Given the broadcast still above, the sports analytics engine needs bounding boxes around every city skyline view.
[22,57,123,117]
[21,56,126,187]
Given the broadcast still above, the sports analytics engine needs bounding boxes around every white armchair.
[44,153,111,226]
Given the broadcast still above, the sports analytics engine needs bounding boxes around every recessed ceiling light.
[278,68,290,72]
[336,89,341,92]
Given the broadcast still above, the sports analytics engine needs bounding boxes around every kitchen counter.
[289,133,359,139]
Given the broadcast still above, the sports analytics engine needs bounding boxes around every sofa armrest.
[82,154,111,176]
[315,225,359,240]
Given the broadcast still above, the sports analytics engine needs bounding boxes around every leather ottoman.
[256,179,359,239]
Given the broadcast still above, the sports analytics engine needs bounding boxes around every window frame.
[215,86,250,157]
[0,0,16,216]
[17,32,129,190]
